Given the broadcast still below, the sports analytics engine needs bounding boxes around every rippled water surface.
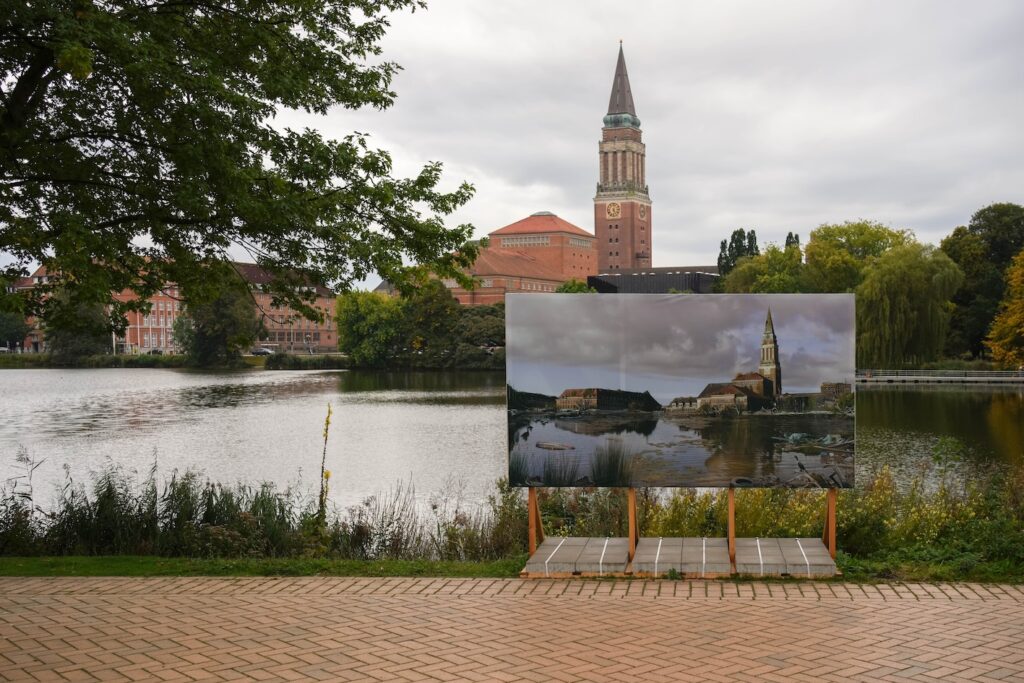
[0,369,506,508]
[1,370,1021,508]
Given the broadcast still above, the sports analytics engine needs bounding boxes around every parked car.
[250,347,274,356]
[146,349,163,355]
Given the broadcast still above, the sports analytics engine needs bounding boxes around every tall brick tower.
[595,44,652,271]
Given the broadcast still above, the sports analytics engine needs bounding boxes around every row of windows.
[501,236,550,247]
[265,331,322,343]
[607,224,646,231]
[568,237,593,249]
[139,314,174,328]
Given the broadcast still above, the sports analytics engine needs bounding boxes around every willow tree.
[1,0,477,330]
[985,249,1024,368]
[856,244,963,367]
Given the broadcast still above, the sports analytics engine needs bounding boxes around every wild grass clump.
[542,454,579,486]
[508,451,529,487]
[0,452,529,561]
[590,439,634,487]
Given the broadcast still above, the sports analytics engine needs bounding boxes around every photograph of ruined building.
[506,293,856,488]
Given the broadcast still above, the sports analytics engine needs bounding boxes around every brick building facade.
[12,263,337,354]
[442,211,598,305]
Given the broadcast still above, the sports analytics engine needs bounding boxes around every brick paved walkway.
[2,578,1023,682]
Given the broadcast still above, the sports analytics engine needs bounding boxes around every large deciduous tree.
[985,249,1024,368]
[723,243,804,293]
[942,204,1024,357]
[940,226,1005,357]
[856,244,963,368]
[173,273,261,366]
[1,0,477,330]
[0,309,29,348]
[802,221,910,293]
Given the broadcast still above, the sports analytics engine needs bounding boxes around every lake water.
[0,370,1021,509]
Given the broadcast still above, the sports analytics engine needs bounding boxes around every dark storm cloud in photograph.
[506,294,855,403]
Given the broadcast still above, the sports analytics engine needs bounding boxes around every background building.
[442,211,598,305]
[13,262,337,354]
[588,266,719,293]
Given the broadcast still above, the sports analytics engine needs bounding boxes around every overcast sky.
[506,294,855,402]
[289,0,1024,281]
[4,1,1022,282]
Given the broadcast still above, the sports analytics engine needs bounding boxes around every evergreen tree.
[716,229,760,277]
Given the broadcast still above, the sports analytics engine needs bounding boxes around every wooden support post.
[627,488,638,561]
[528,487,544,556]
[822,487,837,560]
[727,487,736,570]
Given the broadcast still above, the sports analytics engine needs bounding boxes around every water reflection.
[857,385,1024,466]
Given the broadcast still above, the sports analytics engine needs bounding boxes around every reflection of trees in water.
[986,394,1024,464]
[859,387,1024,464]
[338,370,504,393]
[554,417,658,438]
[696,417,776,458]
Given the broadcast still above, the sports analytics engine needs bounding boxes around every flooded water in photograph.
[509,412,854,488]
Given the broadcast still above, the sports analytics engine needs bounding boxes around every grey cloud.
[507,294,854,397]
[301,0,1024,271]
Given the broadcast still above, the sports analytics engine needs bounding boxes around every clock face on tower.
[639,205,647,219]
[606,202,621,219]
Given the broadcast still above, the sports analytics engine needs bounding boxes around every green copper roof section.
[605,44,640,128]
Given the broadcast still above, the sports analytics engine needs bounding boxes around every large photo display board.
[506,293,856,488]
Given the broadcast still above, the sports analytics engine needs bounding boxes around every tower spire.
[607,43,637,117]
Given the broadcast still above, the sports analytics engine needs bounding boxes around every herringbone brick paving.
[1,577,1023,682]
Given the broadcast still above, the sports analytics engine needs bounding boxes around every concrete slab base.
[523,537,837,578]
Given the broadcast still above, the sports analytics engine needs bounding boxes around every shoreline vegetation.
[2,458,1021,583]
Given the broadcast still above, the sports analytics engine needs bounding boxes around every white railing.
[857,369,1024,378]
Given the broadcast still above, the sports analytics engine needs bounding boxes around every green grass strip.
[0,556,529,578]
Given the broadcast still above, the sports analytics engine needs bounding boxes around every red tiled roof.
[469,249,564,281]
[488,212,594,238]
[231,262,334,298]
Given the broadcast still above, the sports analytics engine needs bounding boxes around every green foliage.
[941,226,1006,357]
[716,228,760,277]
[724,243,804,293]
[335,291,406,367]
[554,278,596,293]
[174,272,260,366]
[856,244,964,367]
[3,454,1023,582]
[1,0,477,332]
[968,203,1024,268]
[985,249,1024,367]
[335,285,505,369]
[0,310,30,348]
[43,291,110,361]
[803,221,911,293]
